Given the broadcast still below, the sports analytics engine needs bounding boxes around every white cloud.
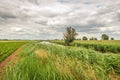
[10,27,22,32]
[99,27,113,32]
[0,0,120,39]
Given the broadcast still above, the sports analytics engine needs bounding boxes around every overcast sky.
[0,0,120,40]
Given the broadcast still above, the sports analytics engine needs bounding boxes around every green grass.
[0,41,27,62]
[2,42,120,80]
[74,40,120,46]
[51,40,120,53]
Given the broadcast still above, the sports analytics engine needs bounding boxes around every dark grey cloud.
[0,13,16,19]
[0,8,16,19]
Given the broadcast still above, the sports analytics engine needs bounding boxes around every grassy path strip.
[0,46,23,80]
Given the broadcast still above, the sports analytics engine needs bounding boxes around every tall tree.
[63,27,78,45]
[89,37,97,40]
[94,38,98,40]
[111,37,114,40]
[101,34,109,40]
[82,36,88,40]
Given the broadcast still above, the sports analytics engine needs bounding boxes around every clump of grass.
[37,43,120,80]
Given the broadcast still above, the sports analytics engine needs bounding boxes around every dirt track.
[0,46,23,80]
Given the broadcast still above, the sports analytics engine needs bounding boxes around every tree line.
[64,27,114,45]
[77,34,114,41]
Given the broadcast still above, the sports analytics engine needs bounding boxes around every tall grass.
[2,43,72,80]
[2,42,120,80]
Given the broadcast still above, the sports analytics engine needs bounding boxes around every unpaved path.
[0,46,23,80]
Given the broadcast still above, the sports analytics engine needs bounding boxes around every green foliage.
[101,34,109,40]
[111,37,114,40]
[89,37,97,40]
[63,27,78,46]
[82,36,88,40]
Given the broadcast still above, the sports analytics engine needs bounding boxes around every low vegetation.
[50,40,120,53]
[2,42,120,80]
[0,41,27,62]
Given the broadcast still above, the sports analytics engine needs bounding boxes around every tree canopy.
[101,34,109,40]
[63,27,78,45]
[82,36,88,40]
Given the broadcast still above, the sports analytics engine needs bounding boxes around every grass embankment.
[2,42,120,80]
[0,41,27,62]
[51,40,120,53]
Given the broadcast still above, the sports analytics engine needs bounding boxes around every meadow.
[51,40,120,53]
[1,41,120,80]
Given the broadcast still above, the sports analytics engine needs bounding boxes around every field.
[0,41,120,80]
[51,40,120,53]
[0,41,27,62]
